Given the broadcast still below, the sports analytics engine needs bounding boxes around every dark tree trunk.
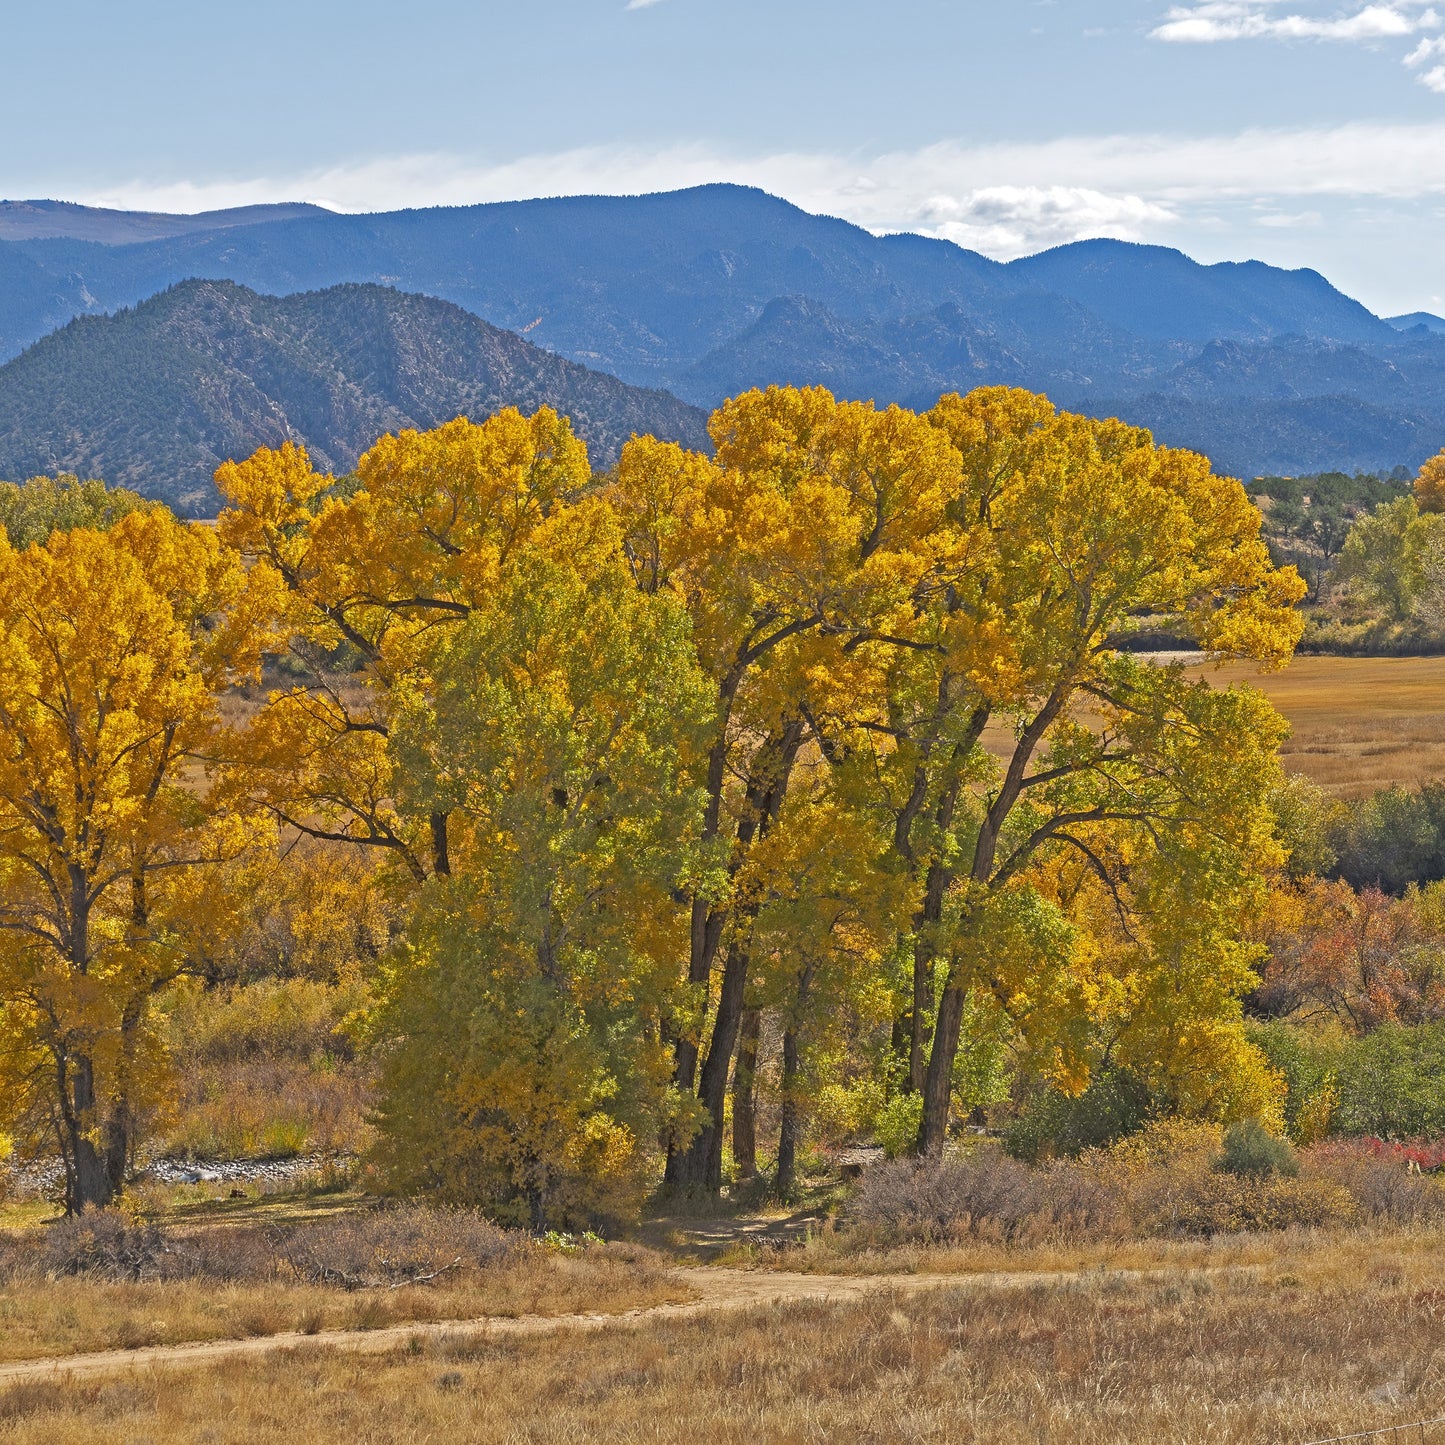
[430,811,451,877]
[66,1054,123,1213]
[665,717,805,1193]
[775,1028,802,1198]
[917,982,966,1156]
[732,1007,760,1181]
[670,936,753,1191]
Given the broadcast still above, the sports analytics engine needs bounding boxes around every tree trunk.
[665,718,805,1194]
[430,811,451,877]
[775,1028,802,1198]
[67,1054,122,1213]
[917,982,966,1156]
[732,1007,760,1181]
[669,936,752,1192]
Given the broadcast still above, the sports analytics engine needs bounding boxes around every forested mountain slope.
[0,280,709,512]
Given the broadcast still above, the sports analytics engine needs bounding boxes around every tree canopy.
[0,385,1307,1219]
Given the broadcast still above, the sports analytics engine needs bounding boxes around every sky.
[4,0,1445,315]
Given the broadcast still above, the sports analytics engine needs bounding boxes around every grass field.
[7,1230,1445,1443]
[1195,654,1445,797]
[0,1197,685,1364]
[984,654,1445,798]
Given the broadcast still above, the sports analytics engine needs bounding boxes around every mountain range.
[0,280,707,511]
[1,184,1442,491]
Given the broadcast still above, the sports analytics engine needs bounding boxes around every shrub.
[1004,1068,1157,1162]
[845,1147,1121,1247]
[872,1093,923,1160]
[1331,784,1445,894]
[1216,1121,1299,1179]
[1334,1023,1445,1137]
[1307,1139,1445,1225]
[1142,1174,1355,1235]
[278,1206,517,1287]
[167,977,367,1067]
[0,1205,522,1287]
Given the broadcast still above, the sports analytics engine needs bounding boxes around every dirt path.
[0,1266,1076,1386]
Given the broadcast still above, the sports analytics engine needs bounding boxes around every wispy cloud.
[624,0,668,9]
[67,118,1445,258]
[1151,2,1445,88]
[1407,34,1445,85]
[1154,2,1439,43]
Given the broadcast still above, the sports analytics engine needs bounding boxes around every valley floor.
[4,1213,1445,1442]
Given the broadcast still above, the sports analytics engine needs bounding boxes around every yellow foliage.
[213,385,1306,1189]
[0,512,270,1210]
[1416,448,1445,514]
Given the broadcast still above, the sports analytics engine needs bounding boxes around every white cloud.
[1407,34,1445,85]
[624,0,668,8]
[915,187,1177,256]
[1154,1,1440,42]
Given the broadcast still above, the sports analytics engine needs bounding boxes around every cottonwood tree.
[220,416,712,1223]
[886,391,1304,1152]
[366,501,711,1223]
[0,511,262,1211]
[215,411,590,882]
[613,388,962,1192]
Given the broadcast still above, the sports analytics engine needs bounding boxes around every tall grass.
[7,1243,1445,1442]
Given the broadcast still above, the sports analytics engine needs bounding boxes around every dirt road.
[0,1266,1073,1387]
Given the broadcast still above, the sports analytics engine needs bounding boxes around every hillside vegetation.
[0,280,708,511]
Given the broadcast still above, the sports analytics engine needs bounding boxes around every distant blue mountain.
[0,199,330,245]
[1387,312,1445,336]
[0,184,1441,480]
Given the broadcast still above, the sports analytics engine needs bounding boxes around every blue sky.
[5,0,1445,314]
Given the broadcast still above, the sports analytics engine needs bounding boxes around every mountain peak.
[0,281,707,512]
[1387,311,1445,336]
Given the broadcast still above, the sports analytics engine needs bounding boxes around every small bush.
[1216,1121,1299,1179]
[872,1093,923,1160]
[0,1205,522,1288]
[1147,1174,1355,1235]
[279,1206,518,1287]
[845,1147,1121,1247]
[1004,1068,1156,1162]
[1308,1139,1445,1224]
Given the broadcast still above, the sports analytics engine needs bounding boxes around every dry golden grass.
[6,1232,1445,1442]
[981,655,1445,798]
[1199,654,1445,797]
[0,1253,681,1364]
[0,1203,684,1363]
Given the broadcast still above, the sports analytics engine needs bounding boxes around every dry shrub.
[845,1145,1121,1247]
[1091,1120,1349,1235]
[0,1205,519,1289]
[1306,1140,1445,1224]
[280,1206,518,1287]
[1127,1171,1356,1236]
[168,977,367,1067]
[840,1122,1427,1248]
